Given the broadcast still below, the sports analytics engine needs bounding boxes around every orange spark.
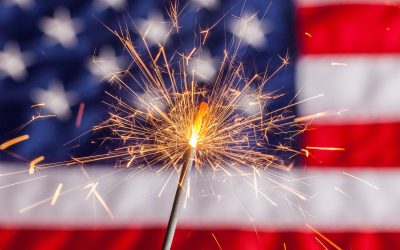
[0,134,30,150]
[166,0,180,32]
[75,102,85,127]
[301,149,310,157]
[211,233,222,250]
[314,236,328,250]
[31,103,45,108]
[305,146,345,151]
[342,172,379,190]
[294,112,328,122]
[200,28,210,45]
[29,156,45,175]
[306,224,342,250]
[304,32,312,38]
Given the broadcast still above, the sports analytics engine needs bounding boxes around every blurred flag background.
[0,0,399,249]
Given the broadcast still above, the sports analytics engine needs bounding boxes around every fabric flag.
[0,0,399,249]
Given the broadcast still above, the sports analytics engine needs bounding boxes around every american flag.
[0,0,399,249]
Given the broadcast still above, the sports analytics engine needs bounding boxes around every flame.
[189,102,208,148]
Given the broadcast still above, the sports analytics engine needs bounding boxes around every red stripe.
[297,4,400,54]
[0,227,399,250]
[302,123,400,167]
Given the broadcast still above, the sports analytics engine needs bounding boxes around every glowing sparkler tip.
[189,102,208,148]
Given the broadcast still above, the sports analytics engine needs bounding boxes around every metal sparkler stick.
[162,147,195,250]
[162,102,208,250]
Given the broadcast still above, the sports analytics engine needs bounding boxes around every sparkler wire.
[162,147,195,250]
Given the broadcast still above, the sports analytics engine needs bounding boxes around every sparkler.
[162,102,208,250]
[90,27,302,249]
[24,19,307,248]
[5,6,327,248]
[0,3,353,249]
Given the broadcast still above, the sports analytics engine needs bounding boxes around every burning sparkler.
[163,101,208,250]
[89,26,301,248]
[0,2,358,249]
[19,16,309,247]
[14,5,325,249]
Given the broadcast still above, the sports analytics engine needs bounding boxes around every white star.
[0,41,33,81]
[191,0,219,10]
[229,13,272,49]
[88,46,127,82]
[39,7,84,49]
[187,50,217,83]
[31,81,77,121]
[136,12,172,46]
[94,0,127,11]
[3,0,34,10]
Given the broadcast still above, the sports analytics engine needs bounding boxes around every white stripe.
[295,0,400,6]
[1,164,400,230]
[296,55,400,123]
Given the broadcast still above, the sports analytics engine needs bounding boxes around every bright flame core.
[189,102,208,148]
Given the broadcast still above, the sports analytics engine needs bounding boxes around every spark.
[0,175,47,190]
[294,112,328,122]
[31,103,45,108]
[199,13,226,45]
[266,176,309,201]
[158,171,175,197]
[200,28,210,45]
[244,179,277,206]
[306,224,342,250]
[84,182,114,218]
[51,183,63,206]
[32,114,56,120]
[283,242,287,250]
[305,146,345,151]
[29,156,45,175]
[0,169,29,177]
[18,169,125,214]
[342,172,379,190]
[304,32,312,38]
[301,149,309,157]
[253,167,259,198]
[183,176,191,209]
[166,0,181,32]
[84,182,99,199]
[0,134,30,150]
[333,186,352,199]
[75,102,85,127]
[211,233,223,250]
[314,236,328,250]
